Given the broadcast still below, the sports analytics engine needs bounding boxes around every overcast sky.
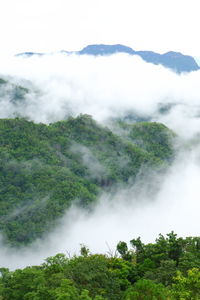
[0,0,199,56]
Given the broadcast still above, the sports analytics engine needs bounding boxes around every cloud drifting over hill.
[0,53,200,269]
[1,145,200,270]
[0,53,200,137]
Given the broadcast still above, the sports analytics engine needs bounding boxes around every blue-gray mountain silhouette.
[17,44,199,73]
[78,44,199,73]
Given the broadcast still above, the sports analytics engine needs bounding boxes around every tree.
[123,279,170,300]
[171,268,200,299]
[117,241,133,261]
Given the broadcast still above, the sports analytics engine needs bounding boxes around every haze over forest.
[0,1,200,298]
[0,47,200,271]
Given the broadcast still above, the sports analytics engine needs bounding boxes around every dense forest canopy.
[0,232,199,299]
[0,52,200,299]
[0,115,175,246]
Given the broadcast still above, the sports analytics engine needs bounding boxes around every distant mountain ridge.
[17,44,200,73]
[78,44,200,73]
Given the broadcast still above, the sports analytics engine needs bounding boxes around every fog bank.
[0,53,200,138]
[0,145,199,270]
[0,53,200,269]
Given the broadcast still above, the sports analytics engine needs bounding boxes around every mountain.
[16,51,44,57]
[78,44,135,55]
[17,44,200,73]
[78,44,200,73]
[0,115,174,246]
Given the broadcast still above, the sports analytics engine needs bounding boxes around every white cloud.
[1,145,200,270]
[0,52,200,269]
[1,53,200,138]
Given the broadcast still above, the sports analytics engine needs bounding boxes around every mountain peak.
[79,44,135,55]
[78,44,199,73]
[16,44,200,73]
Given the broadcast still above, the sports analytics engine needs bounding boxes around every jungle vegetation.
[0,115,175,246]
[0,232,199,299]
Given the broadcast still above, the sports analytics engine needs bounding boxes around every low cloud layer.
[0,53,200,137]
[0,53,200,269]
[0,145,200,270]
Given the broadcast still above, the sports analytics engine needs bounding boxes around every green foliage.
[0,233,199,300]
[171,268,200,299]
[124,279,170,300]
[80,245,90,257]
[0,115,175,246]
[117,241,133,262]
[118,121,175,161]
[118,232,200,287]
[63,254,122,299]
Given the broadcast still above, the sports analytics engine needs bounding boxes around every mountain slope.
[0,115,175,246]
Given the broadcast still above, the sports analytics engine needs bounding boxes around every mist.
[0,52,200,269]
[0,53,200,138]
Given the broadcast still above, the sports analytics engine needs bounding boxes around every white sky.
[0,0,200,56]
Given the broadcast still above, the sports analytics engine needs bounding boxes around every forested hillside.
[0,115,175,246]
[0,232,199,299]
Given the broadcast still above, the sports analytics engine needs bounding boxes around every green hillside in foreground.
[0,115,175,246]
[0,233,199,299]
